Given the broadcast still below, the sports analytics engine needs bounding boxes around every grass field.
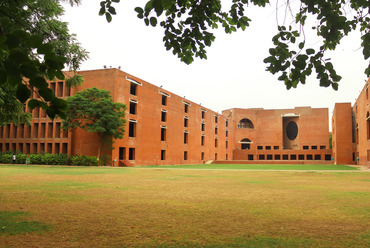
[1,164,369,247]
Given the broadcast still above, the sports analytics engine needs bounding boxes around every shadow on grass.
[0,211,51,235]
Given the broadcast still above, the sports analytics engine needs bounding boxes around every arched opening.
[240,138,252,150]
[238,119,254,129]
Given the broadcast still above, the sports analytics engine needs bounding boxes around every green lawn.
[0,164,369,247]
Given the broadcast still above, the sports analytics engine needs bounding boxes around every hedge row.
[0,152,100,166]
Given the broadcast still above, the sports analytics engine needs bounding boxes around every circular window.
[286,121,298,140]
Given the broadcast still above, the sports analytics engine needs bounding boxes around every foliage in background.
[0,152,98,166]
[62,87,126,161]
[0,0,88,124]
[103,0,369,90]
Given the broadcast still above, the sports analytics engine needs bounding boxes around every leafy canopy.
[62,87,126,159]
[0,0,88,124]
[103,0,369,90]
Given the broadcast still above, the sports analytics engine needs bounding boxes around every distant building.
[332,78,370,167]
[2,69,368,168]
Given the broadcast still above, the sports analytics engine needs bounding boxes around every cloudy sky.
[62,0,368,127]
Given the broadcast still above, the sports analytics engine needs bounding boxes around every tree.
[62,87,126,162]
[101,0,369,90]
[0,0,88,124]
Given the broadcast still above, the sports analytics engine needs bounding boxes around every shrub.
[29,154,45,165]
[71,155,97,166]
[0,154,12,164]
[15,154,27,164]
[54,153,71,165]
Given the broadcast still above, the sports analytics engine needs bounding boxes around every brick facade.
[0,68,337,166]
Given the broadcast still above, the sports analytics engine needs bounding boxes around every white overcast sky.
[62,0,369,128]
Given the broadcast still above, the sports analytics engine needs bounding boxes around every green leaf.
[28,99,41,110]
[16,84,31,103]
[298,42,304,49]
[20,64,38,78]
[9,49,29,63]
[332,82,339,90]
[99,7,105,16]
[37,43,54,54]
[105,12,112,23]
[29,76,48,89]
[38,88,54,101]
[28,35,43,48]
[0,69,7,84]
[306,48,315,55]
[150,17,157,27]
[3,59,20,77]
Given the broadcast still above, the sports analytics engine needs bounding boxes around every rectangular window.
[55,143,60,154]
[184,117,188,127]
[307,154,313,160]
[119,147,126,160]
[299,154,305,160]
[184,104,189,113]
[311,146,317,150]
[265,146,271,150]
[184,151,188,160]
[12,125,17,138]
[162,95,167,106]
[314,154,321,160]
[226,120,228,127]
[48,123,53,138]
[215,153,217,160]
[184,132,188,144]
[257,146,263,150]
[33,123,39,138]
[57,81,63,97]
[201,135,204,146]
[274,154,281,160]
[274,146,279,150]
[130,82,137,95]
[325,154,331,161]
[65,85,71,97]
[226,154,228,160]
[129,101,137,115]
[283,155,289,160]
[215,127,218,135]
[201,123,205,131]
[201,110,206,119]
[320,145,326,149]
[55,122,61,138]
[32,143,37,153]
[290,154,297,160]
[19,124,24,138]
[40,123,46,138]
[129,121,136,137]
[62,143,68,153]
[47,143,52,153]
[215,138,218,148]
[215,115,218,123]
[201,152,204,160]
[161,127,166,141]
[161,150,166,160]
[25,143,30,154]
[267,155,273,160]
[248,154,254,160]
[40,143,45,153]
[303,146,309,150]
[129,148,135,160]
[226,140,228,149]
[50,82,56,94]
[259,154,265,160]
[161,110,167,122]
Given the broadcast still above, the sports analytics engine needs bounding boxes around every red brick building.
[332,78,370,167]
[222,107,332,163]
[0,69,334,166]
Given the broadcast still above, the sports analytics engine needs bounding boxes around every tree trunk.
[97,139,102,165]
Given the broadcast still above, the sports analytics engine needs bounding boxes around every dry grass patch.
[0,165,369,247]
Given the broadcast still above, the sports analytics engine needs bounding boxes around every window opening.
[119,147,126,160]
[161,127,166,141]
[161,150,166,160]
[130,101,137,115]
[238,118,254,129]
[129,148,135,160]
[129,121,136,137]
